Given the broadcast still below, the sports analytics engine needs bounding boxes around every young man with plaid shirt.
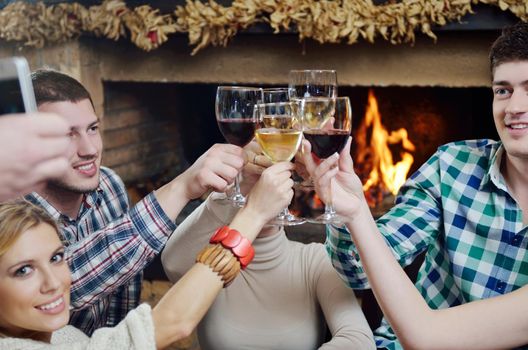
[26,70,245,335]
[324,22,528,349]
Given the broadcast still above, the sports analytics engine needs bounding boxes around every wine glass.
[303,96,352,225]
[216,86,263,207]
[288,70,337,188]
[254,101,306,226]
[288,69,337,101]
[262,87,290,103]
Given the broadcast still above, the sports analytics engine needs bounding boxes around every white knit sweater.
[0,304,155,350]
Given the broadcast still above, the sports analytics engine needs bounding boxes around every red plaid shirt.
[27,167,176,335]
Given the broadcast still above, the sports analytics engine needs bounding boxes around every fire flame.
[355,90,416,205]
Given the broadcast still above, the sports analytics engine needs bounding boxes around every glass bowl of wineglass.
[216,86,263,207]
[262,87,290,103]
[254,101,305,226]
[288,69,337,101]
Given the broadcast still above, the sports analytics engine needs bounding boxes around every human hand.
[179,143,245,200]
[239,140,273,195]
[0,113,70,201]
[243,161,295,227]
[302,137,367,219]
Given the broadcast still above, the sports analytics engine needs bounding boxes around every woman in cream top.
[162,193,375,350]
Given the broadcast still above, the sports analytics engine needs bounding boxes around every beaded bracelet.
[209,226,255,269]
[196,244,241,287]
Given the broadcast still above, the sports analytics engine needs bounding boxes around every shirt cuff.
[325,224,370,289]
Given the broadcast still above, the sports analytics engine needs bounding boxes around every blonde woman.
[0,162,294,349]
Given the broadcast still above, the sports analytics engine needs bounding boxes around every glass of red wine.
[216,86,263,207]
[303,96,352,224]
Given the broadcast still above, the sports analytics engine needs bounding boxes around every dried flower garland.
[0,0,526,54]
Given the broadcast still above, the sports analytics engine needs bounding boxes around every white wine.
[255,128,302,163]
[300,97,336,129]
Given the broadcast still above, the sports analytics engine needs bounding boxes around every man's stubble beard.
[46,170,101,195]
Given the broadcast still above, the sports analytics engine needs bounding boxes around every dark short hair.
[31,69,93,107]
[490,21,528,74]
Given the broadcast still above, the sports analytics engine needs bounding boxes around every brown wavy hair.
[490,21,528,74]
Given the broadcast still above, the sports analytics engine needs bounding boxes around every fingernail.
[332,153,339,159]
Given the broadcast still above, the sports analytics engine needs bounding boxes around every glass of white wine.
[254,101,305,226]
[288,69,337,188]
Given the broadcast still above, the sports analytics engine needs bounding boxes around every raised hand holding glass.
[254,101,305,226]
[216,86,263,207]
[303,96,352,224]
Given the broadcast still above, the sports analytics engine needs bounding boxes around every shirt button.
[496,281,506,293]
[511,235,522,246]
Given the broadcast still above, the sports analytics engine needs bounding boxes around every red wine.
[304,129,350,159]
[218,119,256,147]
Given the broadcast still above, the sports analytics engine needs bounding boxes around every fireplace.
[0,1,514,207]
[99,80,498,224]
[0,5,510,262]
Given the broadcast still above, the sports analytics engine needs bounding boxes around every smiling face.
[0,223,71,340]
[38,99,102,194]
[492,61,528,160]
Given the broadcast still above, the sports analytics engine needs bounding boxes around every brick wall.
[102,82,186,185]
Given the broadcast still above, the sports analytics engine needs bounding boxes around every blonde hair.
[0,199,60,257]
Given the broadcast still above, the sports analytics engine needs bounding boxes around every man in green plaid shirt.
[326,23,528,349]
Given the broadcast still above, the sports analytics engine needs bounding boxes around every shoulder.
[52,326,89,344]
[410,139,498,182]
[98,166,128,203]
[435,139,499,160]
[99,166,125,190]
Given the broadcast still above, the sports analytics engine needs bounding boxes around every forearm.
[153,205,265,348]
[154,174,192,221]
[153,263,223,348]
[162,193,239,280]
[345,203,436,348]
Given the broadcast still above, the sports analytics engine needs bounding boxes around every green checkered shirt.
[327,139,528,350]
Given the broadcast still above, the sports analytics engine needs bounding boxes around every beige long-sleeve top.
[0,304,155,350]
[162,194,375,350]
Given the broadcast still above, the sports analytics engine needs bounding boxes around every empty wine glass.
[262,87,290,103]
[254,101,305,226]
[216,86,263,207]
[288,69,337,101]
[303,96,352,224]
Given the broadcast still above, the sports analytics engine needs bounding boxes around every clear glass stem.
[231,173,246,207]
[278,207,290,219]
[324,203,336,216]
